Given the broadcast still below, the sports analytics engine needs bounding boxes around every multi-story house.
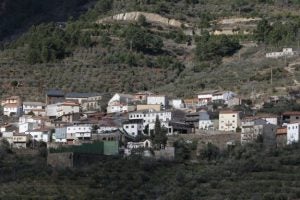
[46,89,65,105]
[147,95,168,109]
[23,102,46,116]
[219,110,241,132]
[287,122,300,144]
[46,101,80,118]
[198,110,213,130]
[66,125,92,143]
[1,96,22,116]
[65,92,102,111]
[129,109,173,135]
[107,93,135,113]
[122,119,144,137]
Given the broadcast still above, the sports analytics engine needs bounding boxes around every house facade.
[23,102,46,116]
[198,110,213,130]
[107,93,135,113]
[122,120,144,137]
[46,89,65,105]
[287,122,300,144]
[1,96,22,116]
[65,92,102,111]
[147,95,168,109]
[66,125,92,142]
[219,110,241,132]
[129,109,173,135]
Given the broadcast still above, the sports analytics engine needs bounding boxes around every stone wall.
[169,133,241,151]
[47,152,73,168]
[154,147,175,160]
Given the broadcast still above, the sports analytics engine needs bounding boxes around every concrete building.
[134,91,154,102]
[66,125,92,143]
[276,127,287,147]
[26,129,51,143]
[197,90,218,106]
[147,95,168,109]
[122,119,144,137]
[23,102,46,116]
[266,48,295,58]
[1,96,22,116]
[46,101,80,118]
[219,110,241,132]
[282,111,300,124]
[170,99,185,109]
[46,89,65,105]
[212,91,236,104]
[65,92,102,111]
[107,93,135,113]
[198,110,213,130]
[12,134,30,148]
[129,109,173,135]
[55,127,67,143]
[287,122,300,144]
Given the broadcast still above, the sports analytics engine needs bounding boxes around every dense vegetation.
[1,139,300,199]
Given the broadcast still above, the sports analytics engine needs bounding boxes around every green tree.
[152,115,168,149]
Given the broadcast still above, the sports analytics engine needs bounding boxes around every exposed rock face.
[97,11,188,28]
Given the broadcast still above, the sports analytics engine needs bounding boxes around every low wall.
[47,152,73,168]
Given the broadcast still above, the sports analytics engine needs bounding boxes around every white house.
[23,102,46,116]
[1,96,22,116]
[46,101,80,118]
[107,93,135,113]
[122,120,144,137]
[129,109,173,135]
[125,140,152,156]
[57,101,80,117]
[97,126,119,133]
[170,99,185,109]
[127,140,152,149]
[198,110,213,130]
[212,91,236,104]
[66,125,92,142]
[287,122,300,144]
[197,90,218,106]
[219,110,241,132]
[26,129,50,143]
[147,95,168,109]
[19,122,39,133]
[266,48,295,58]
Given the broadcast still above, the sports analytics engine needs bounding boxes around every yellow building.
[219,110,241,132]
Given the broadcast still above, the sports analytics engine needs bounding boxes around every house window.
[131,125,134,128]
[125,126,129,128]
[232,115,235,117]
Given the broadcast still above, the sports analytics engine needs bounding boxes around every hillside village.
[0,87,300,166]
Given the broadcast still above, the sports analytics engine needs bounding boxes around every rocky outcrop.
[96,11,189,28]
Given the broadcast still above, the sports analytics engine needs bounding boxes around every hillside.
[1,142,300,199]
[0,0,300,100]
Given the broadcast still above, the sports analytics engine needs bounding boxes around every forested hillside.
[1,0,300,100]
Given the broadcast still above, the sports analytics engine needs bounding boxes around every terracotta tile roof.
[220,110,240,114]
[282,111,300,116]
[4,103,19,108]
[277,127,287,135]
